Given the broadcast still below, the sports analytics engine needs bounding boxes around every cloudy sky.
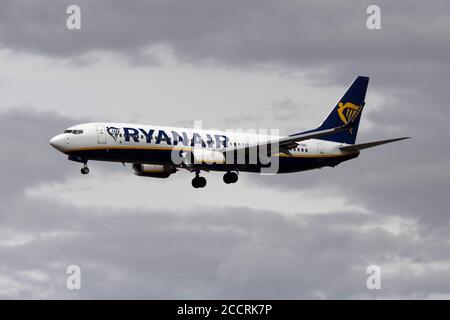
[0,0,449,299]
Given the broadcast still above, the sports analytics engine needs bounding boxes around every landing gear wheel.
[81,165,89,175]
[192,176,207,188]
[198,177,206,188]
[223,171,238,184]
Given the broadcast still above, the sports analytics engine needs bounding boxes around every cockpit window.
[64,129,84,134]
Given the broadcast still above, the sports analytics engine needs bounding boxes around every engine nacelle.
[132,164,176,178]
[183,148,226,166]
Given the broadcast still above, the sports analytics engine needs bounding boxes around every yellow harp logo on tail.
[337,102,361,134]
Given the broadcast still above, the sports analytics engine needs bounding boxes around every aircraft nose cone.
[49,135,65,151]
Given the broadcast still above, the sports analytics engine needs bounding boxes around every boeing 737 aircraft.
[49,76,409,188]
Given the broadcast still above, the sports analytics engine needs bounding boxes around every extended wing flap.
[339,137,410,152]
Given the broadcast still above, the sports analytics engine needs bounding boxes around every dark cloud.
[3,196,450,299]
[1,1,448,73]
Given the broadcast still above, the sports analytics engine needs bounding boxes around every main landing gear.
[191,171,239,188]
[192,171,207,189]
[80,163,90,175]
[223,171,238,184]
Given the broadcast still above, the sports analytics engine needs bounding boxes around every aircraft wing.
[223,104,364,157]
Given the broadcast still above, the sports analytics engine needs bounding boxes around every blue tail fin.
[297,76,369,145]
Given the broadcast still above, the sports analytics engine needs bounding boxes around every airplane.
[49,76,409,188]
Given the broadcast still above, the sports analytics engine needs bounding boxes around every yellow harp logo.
[337,102,361,134]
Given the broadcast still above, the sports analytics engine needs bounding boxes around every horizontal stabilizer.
[340,137,410,152]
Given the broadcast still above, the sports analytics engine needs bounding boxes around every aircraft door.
[317,143,324,161]
[96,125,107,144]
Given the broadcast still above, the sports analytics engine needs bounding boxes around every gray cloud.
[1,1,448,72]
[0,107,80,197]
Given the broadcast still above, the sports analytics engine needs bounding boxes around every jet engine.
[132,164,177,178]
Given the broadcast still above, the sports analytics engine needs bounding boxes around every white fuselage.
[50,123,349,157]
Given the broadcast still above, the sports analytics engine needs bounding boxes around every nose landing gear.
[192,171,207,188]
[81,163,89,175]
